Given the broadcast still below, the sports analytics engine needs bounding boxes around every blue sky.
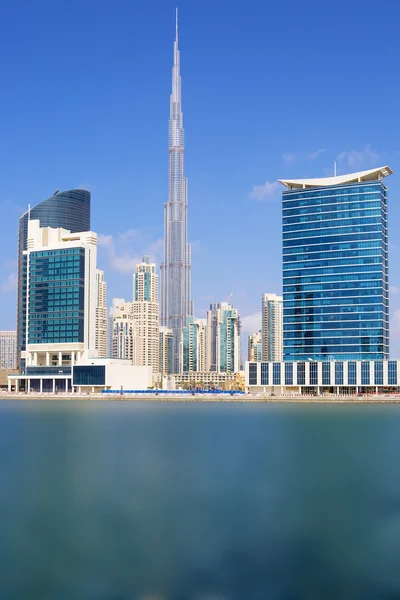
[1,0,400,355]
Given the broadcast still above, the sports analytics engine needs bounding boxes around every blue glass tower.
[280,167,391,361]
[17,189,90,367]
[28,247,85,345]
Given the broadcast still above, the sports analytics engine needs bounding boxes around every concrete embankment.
[2,393,400,403]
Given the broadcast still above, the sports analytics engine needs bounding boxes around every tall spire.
[160,9,193,373]
[171,7,181,110]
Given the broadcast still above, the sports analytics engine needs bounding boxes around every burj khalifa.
[160,9,192,373]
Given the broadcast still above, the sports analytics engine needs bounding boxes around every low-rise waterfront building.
[173,370,243,390]
[8,358,152,394]
[245,359,400,395]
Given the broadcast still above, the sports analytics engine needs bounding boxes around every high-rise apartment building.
[0,331,17,370]
[108,298,125,356]
[160,11,192,374]
[21,219,97,390]
[261,293,283,362]
[110,300,135,361]
[248,331,262,362]
[182,316,206,373]
[17,189,90,368]
[206,303,218,372]
[95,269,107,357]
[206,302,241,373]
[132,257,159,372]
[280,166,391,361]
[133,256,158,302]
[159,327,174,376]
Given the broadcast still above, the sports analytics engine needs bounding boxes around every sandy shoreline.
[1,393,400,404]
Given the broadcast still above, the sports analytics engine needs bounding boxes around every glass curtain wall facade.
[17,190,90,367]
[282,176,389,361]
[182,316,198,373]
[218,306,240,373]
[28,248,85,345]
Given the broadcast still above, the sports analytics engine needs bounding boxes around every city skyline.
[0,2,400,358]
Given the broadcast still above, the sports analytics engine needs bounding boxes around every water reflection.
[1,401,400,599]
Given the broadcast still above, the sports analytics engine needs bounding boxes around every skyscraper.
[206,302,241,373]
[280,166,391,361]
[20,219,97,391]
[206,303,219,372]
[159,327,174,376]
[108,298,125,356]
[0,331,17,370]
[132,257,159,372]
[160,10,192,374]
[248,331,262,362]
[17,189,90,368]
[261,293,283,362]
[95,269,107,357]
[110,299,135,361]
[182,316,206,373]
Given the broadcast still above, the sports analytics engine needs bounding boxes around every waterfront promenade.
[2,391,400,403]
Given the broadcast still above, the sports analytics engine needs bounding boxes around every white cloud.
[390,286,399,295]
[241,311,261,335]
[282,149,327,163]
[0,272,17,294]
[307,148,327,161]
[98,229,164,274]
[248,181,281,201]
[336,144,380,170]
[97,233,113,248]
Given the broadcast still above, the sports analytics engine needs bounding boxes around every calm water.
[1,400,400,599]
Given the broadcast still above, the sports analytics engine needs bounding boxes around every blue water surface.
[1,400,400,599]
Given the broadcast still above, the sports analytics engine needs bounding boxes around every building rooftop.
[279,166,393,190]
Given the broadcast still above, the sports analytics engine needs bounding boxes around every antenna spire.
[176,7,178,44]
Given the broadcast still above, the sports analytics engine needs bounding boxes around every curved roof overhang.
[279,166,393,190]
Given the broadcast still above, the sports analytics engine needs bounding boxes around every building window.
[249,363,257,385]
[73,365,105,386]
[261,362,268,386]
[322,362,331,386]
[348,362,357,386]
[297,362,305,385]
[374,361,383,386]
[335,362,344,386]
[388,361,397,386]
[273,363,281,386]
[310,362,318,385]
[285,362,293,385]
[361,362,370,386]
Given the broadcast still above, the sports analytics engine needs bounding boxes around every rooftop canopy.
[279,166,393,190]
